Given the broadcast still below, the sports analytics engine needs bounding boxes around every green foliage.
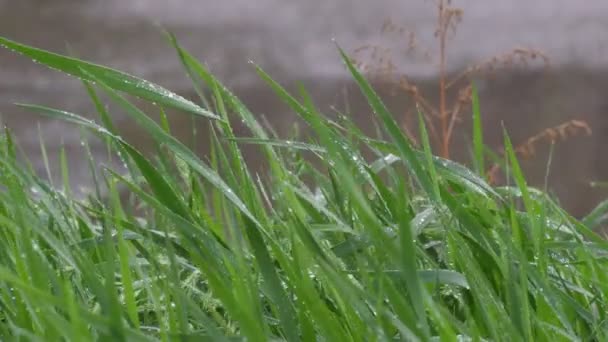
[0,35,606,342]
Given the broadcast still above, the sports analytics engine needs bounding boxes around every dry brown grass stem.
[352,0,590,185]
[436,0,463,158]
[487,120,592,184]
[446,48,551,89]
[353,0,552,161]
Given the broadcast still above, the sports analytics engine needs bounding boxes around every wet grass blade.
[338,46,436,203]
[0,36,218,119]
[503,130,544,263]
[472,82,485,175]
[582,199,608,230]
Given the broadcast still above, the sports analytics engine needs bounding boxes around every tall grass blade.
[0,36,218,119]
[471,82,485,175]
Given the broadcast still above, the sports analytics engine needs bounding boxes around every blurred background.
[1,0,607,216]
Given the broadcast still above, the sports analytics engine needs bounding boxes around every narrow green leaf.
[582,199,608,230]
[338,46,436,203]
[471,81,485,174]
[0,36,218,119]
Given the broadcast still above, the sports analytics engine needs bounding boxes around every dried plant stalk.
[352,0,550,161]
[351,0,596,187]
[487,120,592,184]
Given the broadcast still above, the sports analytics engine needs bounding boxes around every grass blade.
[0,36,218,119]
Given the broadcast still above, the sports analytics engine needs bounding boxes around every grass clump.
[0,31,607,341]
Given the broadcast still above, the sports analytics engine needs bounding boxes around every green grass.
[0,34,608,341]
